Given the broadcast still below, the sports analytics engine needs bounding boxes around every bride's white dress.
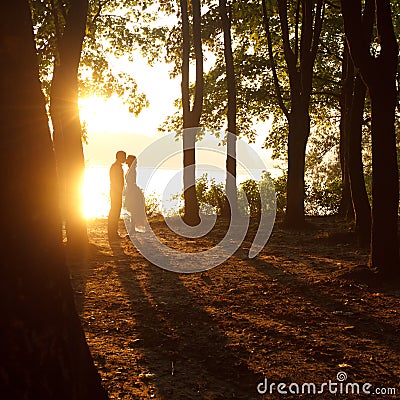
[124,166,146,233]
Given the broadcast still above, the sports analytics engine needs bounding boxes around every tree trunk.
[369,82,399,276]
[182,126,200,225]
[338,45,355,220]
[50,0,88,249]
[337,158,353,219]
[348,72,371,247]
[181,0,203,226]
[265,0,324,228]
[0,1,108,398]
[341,0,399,276]
[285,105,310,227]
[343,1,373,247]
[220,0,238,218]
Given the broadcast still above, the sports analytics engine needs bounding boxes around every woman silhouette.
[124,155,146,235]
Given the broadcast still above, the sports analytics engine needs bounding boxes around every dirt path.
[70,217,400,399]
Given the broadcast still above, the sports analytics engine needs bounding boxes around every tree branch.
[311,0,325,63]
[180,0,190,118]
[375,0,398,68]
[92,0,113,25]
[312,90,341,98]
[340,0,372,79]
[261,0,289,120]
[192,0,204,121]
[294,0,300,65]
[49,0,62,47]
[277,0,296,72]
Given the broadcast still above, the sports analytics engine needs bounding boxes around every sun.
[79,95,137,135]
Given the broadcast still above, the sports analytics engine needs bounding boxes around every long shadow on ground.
[110,240,264,400]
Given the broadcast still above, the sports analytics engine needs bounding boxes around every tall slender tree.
[219,0,238,217]
[347,63,371,248]
[340,34,372,247]
[181,0,203,225]
[0,1,108,397]
[338,3,373,246]
[262,0,325,227]
[338,44,354,220]
[50,0,89,249]
[341,0,399,276]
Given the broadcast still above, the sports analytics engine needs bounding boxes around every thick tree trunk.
[0,1,108,398]
[285,106,310,227]
[348,73,371,247]
[181,0,203,226]
[182,125,200,225]
[369,82,399,276]
[338,46,355,220]
[341,0,399,276]
[225,134,238,217]
[50,0,88,249]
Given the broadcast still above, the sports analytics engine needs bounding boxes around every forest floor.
[69,216,400,400]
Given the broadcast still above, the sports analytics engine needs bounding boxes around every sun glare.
[82,166,110,219]
[79,95,138,134]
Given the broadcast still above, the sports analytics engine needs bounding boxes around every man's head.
[126,154,137,168]
[116,150,126,164]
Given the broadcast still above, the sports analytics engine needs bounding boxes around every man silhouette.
[108,150,126,241]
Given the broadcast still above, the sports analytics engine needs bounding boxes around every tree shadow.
[109,240,265,399]
[250,256,400,359]
[67,243,99,315]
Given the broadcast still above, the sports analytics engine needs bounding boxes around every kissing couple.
[108,150,146,242]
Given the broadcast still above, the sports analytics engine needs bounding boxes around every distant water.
[83,167,110,218]
[83,165,265,218]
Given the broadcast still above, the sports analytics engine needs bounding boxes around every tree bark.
[0,1,108,398]
[338,45,354,220]
[219,0,238,218]
[181,0,203,225]
[345,1,373,247]
[338,21,371,245]
[369,81,399,275]
[348,71,371,247]
[50,0,89,249]
[285,104,310,226]
[341,0,399,276]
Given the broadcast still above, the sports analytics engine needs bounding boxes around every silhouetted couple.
[108,150,146,241]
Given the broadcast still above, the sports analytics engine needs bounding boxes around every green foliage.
[29,0,149,115]
[265,167,342,217]
[145,191,161,217]
[306,177,342,216]
[238,179,261,216]
[80,0,150,114]
[272,172,287,215]
[237,172,276,217]
[153,0,346,162]
[195,174,225,215]
[181,167,345,218]
[194,172,278,218]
